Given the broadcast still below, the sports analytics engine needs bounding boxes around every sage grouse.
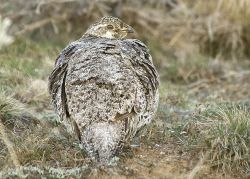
[48,16,159,163]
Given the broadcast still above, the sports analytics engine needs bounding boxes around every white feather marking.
[102,31,115,38]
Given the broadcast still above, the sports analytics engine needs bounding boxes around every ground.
[0,36,249,178]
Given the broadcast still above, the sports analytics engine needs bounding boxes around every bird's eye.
[107,25,114,29]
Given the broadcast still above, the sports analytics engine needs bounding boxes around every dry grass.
[203,104,250,174]
[0,0,250,178]
[0,120,20,168]
[1,0,250,61]
[167,103,250,176]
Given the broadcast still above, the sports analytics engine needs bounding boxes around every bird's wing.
[121,39,159,114]
[48,41,83,121]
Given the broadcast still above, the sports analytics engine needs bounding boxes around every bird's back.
[48,36,159,162]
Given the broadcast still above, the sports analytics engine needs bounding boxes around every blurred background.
[1,0,250,83]
[0,0,250,178]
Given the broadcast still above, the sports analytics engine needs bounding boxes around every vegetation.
[0,0,250,178]
[166,103,250,175]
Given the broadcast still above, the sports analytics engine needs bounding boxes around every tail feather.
[81,122,125,163]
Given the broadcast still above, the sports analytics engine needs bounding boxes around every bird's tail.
[81,122,125,164]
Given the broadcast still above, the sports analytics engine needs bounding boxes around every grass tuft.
[169,103,250,175]
[203,104,250,174]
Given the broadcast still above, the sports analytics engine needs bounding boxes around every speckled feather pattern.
[48,35,159,163]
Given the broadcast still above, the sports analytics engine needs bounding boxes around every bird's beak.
[122,26,134,33]
[126,26,134,33]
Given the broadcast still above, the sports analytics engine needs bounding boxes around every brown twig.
[0,118,20,168]
[15,15,68,36]
[187,152,209,179]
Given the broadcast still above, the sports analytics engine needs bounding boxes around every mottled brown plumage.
[48,16,159,164]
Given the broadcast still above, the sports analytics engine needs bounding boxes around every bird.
[48,16,159,164]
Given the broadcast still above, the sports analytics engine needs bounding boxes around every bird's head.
[84,16,134,39]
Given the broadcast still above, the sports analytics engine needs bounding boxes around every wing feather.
[48,36,159,139]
